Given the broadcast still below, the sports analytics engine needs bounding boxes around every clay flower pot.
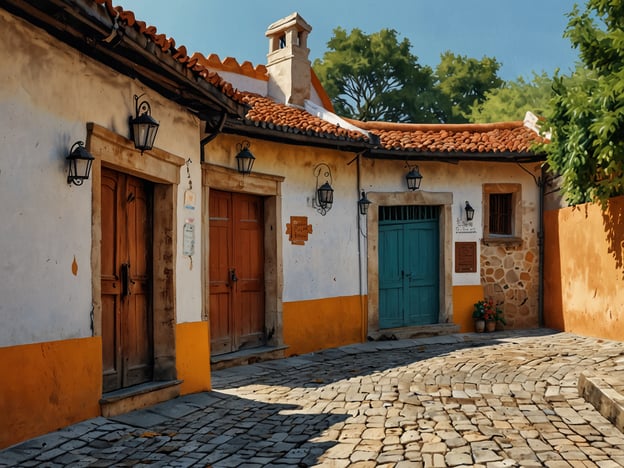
[474,319,485,333]
[485,320,496,332]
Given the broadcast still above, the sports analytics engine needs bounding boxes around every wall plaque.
[455,241,477,273]
[286,216,313,245]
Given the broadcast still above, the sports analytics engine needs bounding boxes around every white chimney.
[265,12,312,107]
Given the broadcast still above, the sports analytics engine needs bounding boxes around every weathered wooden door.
[101,168,153,393]
[209,190,265,355]
[379,205,439,328]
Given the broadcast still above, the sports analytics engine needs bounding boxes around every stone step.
[100,380,182,418]
[578,370,624,434]
[210,345,288,370]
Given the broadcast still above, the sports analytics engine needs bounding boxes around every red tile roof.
[347,120,542,155]
[104,1,542,158]
[241,93,368,142]
[95,0,243,102]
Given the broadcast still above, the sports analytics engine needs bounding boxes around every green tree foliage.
[434,52,504,123]
[313,28,503,123]
[312,27,437,122]
[544,0,624,205]
[469,73,553,123]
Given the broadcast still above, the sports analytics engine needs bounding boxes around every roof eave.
[221,119,371,153]
[3,0,247,118]
[365,149,546,163]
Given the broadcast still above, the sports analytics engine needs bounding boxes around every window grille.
[489,193,513,235]
[379,205,440,222]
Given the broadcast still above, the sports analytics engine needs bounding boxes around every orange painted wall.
[544,196,624,340]
[283,295,364,356]
[452,285,485,332]
[0,337,102,449]
[176,321,211,394]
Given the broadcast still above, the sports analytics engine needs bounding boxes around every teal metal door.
[379,206,439,328]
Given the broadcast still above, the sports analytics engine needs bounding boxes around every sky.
[120,0,581,82]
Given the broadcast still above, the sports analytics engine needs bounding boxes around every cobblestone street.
[2,329,624,467]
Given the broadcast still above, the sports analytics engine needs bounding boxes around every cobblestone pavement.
[2,329,624,467]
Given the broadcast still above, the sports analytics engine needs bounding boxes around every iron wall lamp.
[235,141,256,174]
[130,94,159,153]
[465,201,475,221]
[405,164,423,191]
[358,191,371,216]
[313,163,334,216]
[66,141,94,186]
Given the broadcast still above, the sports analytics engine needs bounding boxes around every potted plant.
[473,298,504,332]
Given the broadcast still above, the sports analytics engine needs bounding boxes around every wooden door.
[209,190,265,355]
[101,168,153,393]
[379,206,439,328]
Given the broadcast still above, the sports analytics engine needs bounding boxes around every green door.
[379,205,439,328]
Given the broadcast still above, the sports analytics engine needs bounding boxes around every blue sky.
[120,0,580,82]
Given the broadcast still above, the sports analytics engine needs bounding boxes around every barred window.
[489,193,513,235]
[483,183,522,243]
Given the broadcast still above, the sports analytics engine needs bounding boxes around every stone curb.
[578,370,624,434]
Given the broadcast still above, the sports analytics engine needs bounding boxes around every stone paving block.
[3,331,624,467]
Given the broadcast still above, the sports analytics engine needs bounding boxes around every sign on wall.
[286,216,313,245]
[455,241,477,273]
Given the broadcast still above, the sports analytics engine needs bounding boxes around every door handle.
[229,268,238,283]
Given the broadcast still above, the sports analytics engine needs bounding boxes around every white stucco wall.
[205,134,541,306]
[204,135,363,302]
[359,158,541,288]
[0,10,203,346]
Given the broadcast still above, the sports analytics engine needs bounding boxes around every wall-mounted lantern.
[130,94,159,153]
[405,164,423,191]
[66,141,94,186]
[313,163,334,216]
[358,191,371,216]
[465,201,475,221]
[235,141,256,174]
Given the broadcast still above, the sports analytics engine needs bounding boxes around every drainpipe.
[200,112,228,163]
[353,153,367,342]
[537,166,545,328]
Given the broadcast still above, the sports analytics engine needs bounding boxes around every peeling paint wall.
[0,10,203,347]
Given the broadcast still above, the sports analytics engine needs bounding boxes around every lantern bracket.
[313,163,334,216]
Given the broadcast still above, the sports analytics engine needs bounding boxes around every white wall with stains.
[0,10,204,346]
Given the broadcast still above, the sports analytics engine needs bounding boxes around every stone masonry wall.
[480,218,539,329]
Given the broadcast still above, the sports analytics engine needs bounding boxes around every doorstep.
[367,323,460,341]
[211,345,288,370]
[100,380,182,418]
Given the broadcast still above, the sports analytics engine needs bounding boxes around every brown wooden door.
[101,168,153,392]
[209,190,265,355]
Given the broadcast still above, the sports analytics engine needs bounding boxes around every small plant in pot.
[473,298,504,332]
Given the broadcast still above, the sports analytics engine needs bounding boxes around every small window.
[483,183,522,244]
[489,193,513,235]
[279,35,286,49]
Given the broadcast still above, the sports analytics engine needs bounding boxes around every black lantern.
[465,201,475,221]
[406,165,423,191]
[313,163,334,215]
[358,191,371,216]
[66,141,94,186]
[235,141,255,174]
[317,182,334,210]
[130,94,159,153]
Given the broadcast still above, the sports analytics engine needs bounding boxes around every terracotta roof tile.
[100,1,541,157]
[241,93,369,142]
[94,0,244,102]
[346,119,543,154]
